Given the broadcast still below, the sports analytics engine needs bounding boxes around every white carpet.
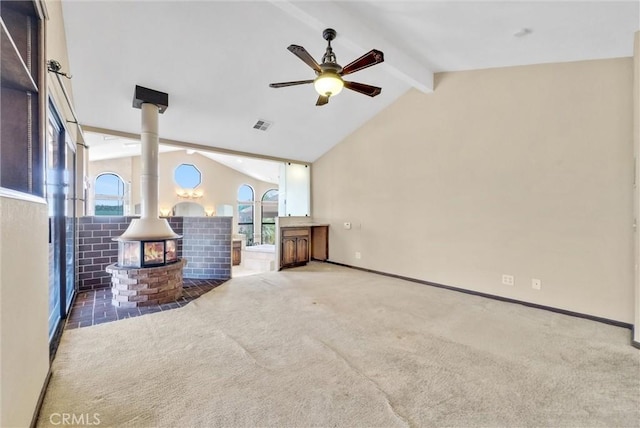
[38,262,640,427]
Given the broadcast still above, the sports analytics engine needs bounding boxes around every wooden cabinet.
[232,240,241,266]
[281,227,310,268]
[279,225,329,269]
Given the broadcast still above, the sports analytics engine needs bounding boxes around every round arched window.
[174,164,201,188]
[95,173,126,216]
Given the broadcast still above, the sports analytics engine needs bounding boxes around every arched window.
[261,189,278,245]
[237,184,254,245]
[94,173,125,216]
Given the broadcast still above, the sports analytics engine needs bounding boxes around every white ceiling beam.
[269,1,434,93]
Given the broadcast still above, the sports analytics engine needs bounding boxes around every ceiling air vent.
[253,119,272,131]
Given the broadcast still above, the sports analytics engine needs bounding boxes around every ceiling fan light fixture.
[270,29,384,105]
[314,72,344,97]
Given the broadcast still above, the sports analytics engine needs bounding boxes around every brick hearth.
[106,259,187,308]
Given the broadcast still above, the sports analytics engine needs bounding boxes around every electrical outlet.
[532,278,541,290]
[502,274,514,286]
[343,222,352,230]
[355,252,361,259]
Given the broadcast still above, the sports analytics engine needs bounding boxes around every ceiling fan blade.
[344,81,382,97]
[287,45,322,73]
[341,49,384,76]
[316,95,329,106]
[269,80,314,88]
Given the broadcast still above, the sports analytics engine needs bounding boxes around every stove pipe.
[116,86,180,241]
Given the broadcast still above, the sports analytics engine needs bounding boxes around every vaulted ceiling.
[62,1,639,164]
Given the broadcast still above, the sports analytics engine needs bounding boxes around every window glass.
[95,173,124,195]
[238,204,254,224]
[237,184,254,202]
[237,185,254,245]
[261,189,278,244]
[94,200,124,216]
[95,173,125,216]
[262,189,278,203]
[174,164,201,188]
[238,225,254,245]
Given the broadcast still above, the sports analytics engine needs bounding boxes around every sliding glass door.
[46,102,76,343]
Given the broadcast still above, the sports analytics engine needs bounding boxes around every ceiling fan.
[269,28,384,106]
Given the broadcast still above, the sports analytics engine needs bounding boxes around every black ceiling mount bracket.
[133,85,169,113]
[322,28,336,42]
[47,59,72,78]
[322,28,338,64]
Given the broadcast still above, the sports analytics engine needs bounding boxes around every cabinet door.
[232,247,241,266]
[296,236,309,264]
[281,236,297,266]
[311,226,328,261]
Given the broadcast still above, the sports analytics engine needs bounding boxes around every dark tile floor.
[65,278,227,329]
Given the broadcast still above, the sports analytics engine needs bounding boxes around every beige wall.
[0,195,49,427]
[45,0,78,143]
[313,58,634,323]
[46,0,89,217]
[89,151,277,235]
[153,151,276,222]
[0,1,82,425]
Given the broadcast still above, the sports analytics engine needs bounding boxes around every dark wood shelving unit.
[1,19,38,93]
[0,0,44,196]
